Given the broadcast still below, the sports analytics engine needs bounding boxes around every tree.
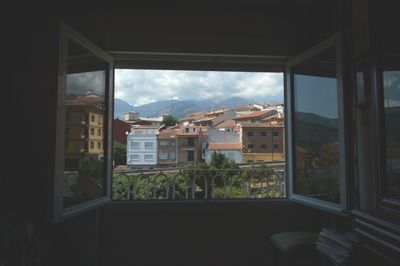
[162,115,178,127]
[113,141,127,166]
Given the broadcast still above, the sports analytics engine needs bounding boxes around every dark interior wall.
[100,201,323,266]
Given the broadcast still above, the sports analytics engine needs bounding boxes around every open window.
[54,21,114,221]
[286,33,348,214]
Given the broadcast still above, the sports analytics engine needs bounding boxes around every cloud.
[115,69,283,106]
[67,70,106,95]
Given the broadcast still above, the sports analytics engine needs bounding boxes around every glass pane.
[382,64,400,200]
[380,3,400,200]
[63,38,108,208]
[293,46,340,203]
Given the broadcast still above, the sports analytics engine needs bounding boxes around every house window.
[90,128,94,135]
[273,132,279,137]
[98,129,101,136]
[188,138,195,146]
[169,152,176,160]
[160,140,168,146]
[247,132,253,136]
[185,128,189,133]
[144,154,154,161]
[90,141,94,149]
[261,144,267,149]
[261,132,266,136]
[159,152,168,160]
[170,141,176,147]
[274,144,279,150]
[91,114,95,122]
[187,151,195,161]
[248,144,254,149]
[130,154,139,162]
[144,142,154,150]
[97,142,101,149]
[130,141,140,150]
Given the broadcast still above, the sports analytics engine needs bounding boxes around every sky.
[114,69,284,106]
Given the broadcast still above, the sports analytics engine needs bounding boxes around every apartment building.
[64,95,104,169]
[205,128,243,163]
[157,128,178,166]
[176,125,203,165]
[241,123,285,162]
[127,125,161,168]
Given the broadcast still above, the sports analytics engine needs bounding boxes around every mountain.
[113,97,254,118]
[114,98,136,119]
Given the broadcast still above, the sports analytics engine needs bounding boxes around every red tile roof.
[208,143,242,150]
[240,123,284,128]
[215,119,236,128]
[234,109,275,120]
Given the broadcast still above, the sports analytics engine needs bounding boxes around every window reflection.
[63,39,108,208]
[293,46,340,203]
[383,68,400,200]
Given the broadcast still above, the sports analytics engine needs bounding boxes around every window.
[248,144,254,149]
[169,152,176,160]
[130,141,140,150]
[144,154,154,161]
[130,154,139,161]
[54,22,113,221]
[247,132,253,136]
[98,129,101,136]
[261,132,266,136]
[261,144,267,149]
[144,142,154,150]
[287,33,346,212]
[273,132,279,137]
[274,144,279,150]
[187,151,195,161]
[187,138,195,146]
[170,141,176,147]
[159,152,168,160]
[228,153,234,161]
[97,142,101,149]
[160,140,168,146]
[185,128,189,133]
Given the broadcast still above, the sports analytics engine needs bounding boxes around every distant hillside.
[295,112,339,152]
[114,97,253,118]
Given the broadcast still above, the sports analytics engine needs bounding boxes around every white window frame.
[130,141,140,150]
[144,141,154,150]
[285,33,348,215]
[130,154,140,162]
[53,21,113,222]
[144,154,154,161]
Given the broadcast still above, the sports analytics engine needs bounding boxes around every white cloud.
[115,69,283,106]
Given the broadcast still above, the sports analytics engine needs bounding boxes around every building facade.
[241,123,285,162]
[127,125,160,168]
[157,128,178,166]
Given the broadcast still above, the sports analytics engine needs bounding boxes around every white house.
[205,128,243,163]
[127,125,161,169]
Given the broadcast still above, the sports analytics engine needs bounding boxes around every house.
[126,125,161,169]
[5,1,399,266]
[157,127,178,166]
[214,119,240,133]
[241,123,285,162]
[176,125,203,165]
[112,118,131,145]
[178,111,208,126]
[205,128,243,163]
[234,108,277,124]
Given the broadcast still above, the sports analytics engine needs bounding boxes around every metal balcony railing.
[112,165,285,200]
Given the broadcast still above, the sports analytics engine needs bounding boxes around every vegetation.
[112,152,285,200]
[113,141,127,166]
[162,115,179,127]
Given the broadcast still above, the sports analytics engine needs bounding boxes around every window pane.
[382,68,400,200]
[293,46,340,204]
[63,38,108,208]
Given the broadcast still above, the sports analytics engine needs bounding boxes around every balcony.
[113,165,285,200]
